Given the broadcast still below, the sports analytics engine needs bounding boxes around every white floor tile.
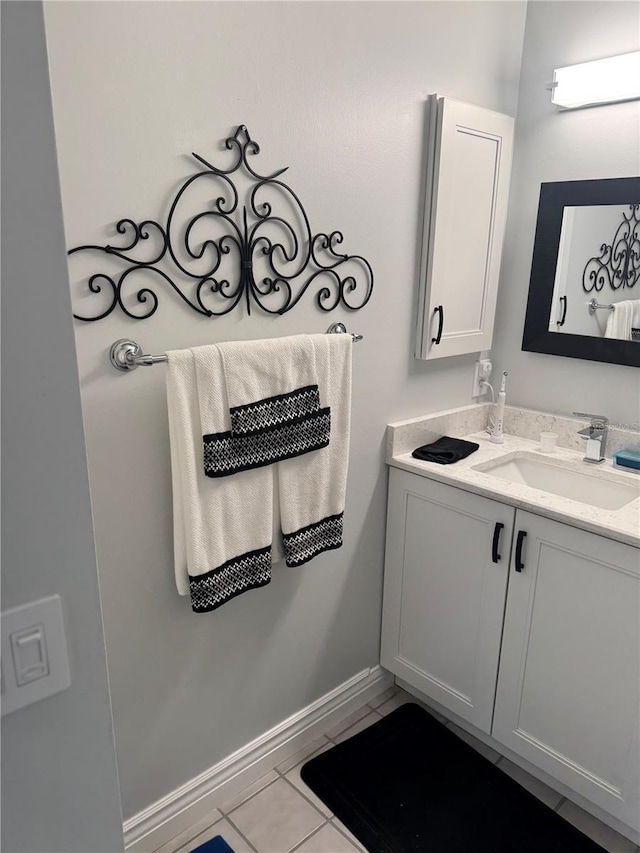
[152,810,222,853]
[292,822,361,852]
[374,691,414,717]
[497,758,563,809]
[557,800,637,853]
[179,817,255,853]
[285,745,335,817]
[367,685,399,710]
[219,770,279,814]
[333,711,382,744]
[446,722,501,763]
[330,818,367,852]
[228,776,324,853]
[276,736,331,775]
[326,705,372,741]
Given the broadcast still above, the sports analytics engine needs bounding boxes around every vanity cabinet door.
[415,95,514,360]
[381,468,514,733]
[493,510,640,831]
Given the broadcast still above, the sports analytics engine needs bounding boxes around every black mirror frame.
[521,177,640,368]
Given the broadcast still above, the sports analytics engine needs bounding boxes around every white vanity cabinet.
[381,467,640,833]
[380,468,515,732]
[493,509,640,830]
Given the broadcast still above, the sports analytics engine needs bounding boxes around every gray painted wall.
[492,1,640,426]
[43,1,526,819]
[1,3,124,851]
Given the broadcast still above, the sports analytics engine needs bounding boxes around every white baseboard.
[124,665,392,852]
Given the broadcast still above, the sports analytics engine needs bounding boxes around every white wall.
[43,0,526,819]
[492,1,640,425]
[1,3,124,850]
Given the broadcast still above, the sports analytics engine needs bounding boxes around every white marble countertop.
[389,431,640,548]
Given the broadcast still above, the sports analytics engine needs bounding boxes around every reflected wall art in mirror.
[522,177,640,367]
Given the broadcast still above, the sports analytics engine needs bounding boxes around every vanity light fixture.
[551,51,640,109]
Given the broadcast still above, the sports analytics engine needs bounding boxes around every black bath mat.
[301,703,606,853]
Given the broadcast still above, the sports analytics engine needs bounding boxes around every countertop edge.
[387,454,640,550]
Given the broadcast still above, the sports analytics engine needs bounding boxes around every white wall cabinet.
[381,468,640,833]
[415,96,514,360]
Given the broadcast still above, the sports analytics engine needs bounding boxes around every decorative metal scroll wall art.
[69,126,374,321]
[582,203,640,294]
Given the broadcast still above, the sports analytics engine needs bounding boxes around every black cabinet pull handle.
[515,530,527,572]
[432,305,444,345]
[492,522,504,563]
[557,295,567,327]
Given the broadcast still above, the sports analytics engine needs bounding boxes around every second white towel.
[279,334,352,567]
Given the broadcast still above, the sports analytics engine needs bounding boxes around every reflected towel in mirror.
[604,300,639,340]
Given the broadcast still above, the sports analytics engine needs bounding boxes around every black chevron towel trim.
[189,546,272,613]
[203,408,331,477]
[230,385,321,437]
[283,512,344,568]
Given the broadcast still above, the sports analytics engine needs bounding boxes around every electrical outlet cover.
[472,359,492,398]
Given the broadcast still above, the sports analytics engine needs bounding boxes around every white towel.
[278,334,352,566]
[605,300,636,340]
[197,335,330,477]
[166,347,273,609]
[166,335,352,612]
[220,334,319,435]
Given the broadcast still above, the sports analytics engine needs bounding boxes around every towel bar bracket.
[588,298,615,314]
[327,322,364,343]
[109,325,363,372]
[110,339,144,371]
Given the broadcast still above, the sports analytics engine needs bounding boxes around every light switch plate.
[1,595,71,716]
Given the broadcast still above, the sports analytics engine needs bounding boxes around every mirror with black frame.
[522,177,640,367]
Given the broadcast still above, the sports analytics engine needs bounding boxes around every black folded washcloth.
[412,435,479,465]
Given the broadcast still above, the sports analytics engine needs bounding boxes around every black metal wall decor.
[582,203,640,294]
[69,125,374,321]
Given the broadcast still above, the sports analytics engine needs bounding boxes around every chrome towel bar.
[588,298,615,314]
[109,323,363,372]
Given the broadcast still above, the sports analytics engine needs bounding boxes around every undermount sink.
[472,452,640,511]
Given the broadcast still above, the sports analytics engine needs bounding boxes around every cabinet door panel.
[493,510,640,830]
[381,469,513,732]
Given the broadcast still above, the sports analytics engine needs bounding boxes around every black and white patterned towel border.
[188,512,345,612]
[230,385,321,437]
[189,546,272,613]
[203,409,331,477]
[283,512,344,568]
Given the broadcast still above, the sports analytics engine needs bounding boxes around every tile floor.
[160,687,639,853]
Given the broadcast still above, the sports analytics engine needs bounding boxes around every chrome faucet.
[573,412,609,464]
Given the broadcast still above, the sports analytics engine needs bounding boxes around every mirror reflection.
[549,203,640,341]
